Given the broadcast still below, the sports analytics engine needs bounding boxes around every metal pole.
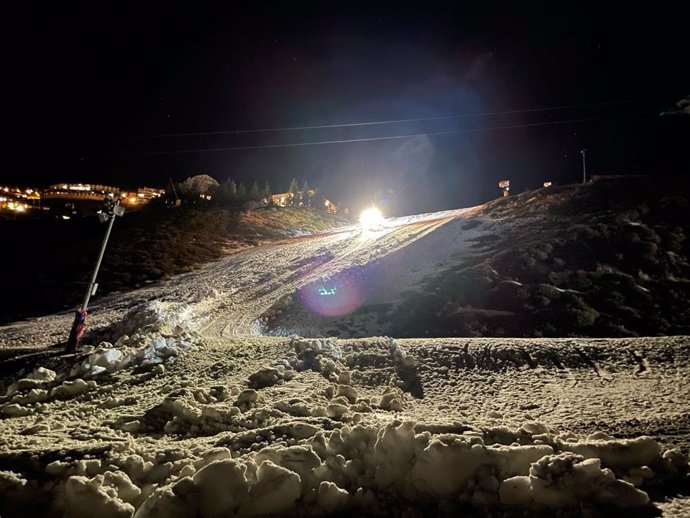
[580,148,587,184]
[82,212,116,311]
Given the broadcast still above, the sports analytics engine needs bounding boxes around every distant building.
[271,192,293,207]
[269,187,345,215]
[498,180,510,197]
[138,186,165,200]
[41,183,120,216]
[120,186,165,206]
[323,198,338,214]
[0,186,41,214]
[42,182,166,215]
[43,183,119,202]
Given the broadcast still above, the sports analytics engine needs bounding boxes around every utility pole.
[65,194,125,352]
[580,148,587,184]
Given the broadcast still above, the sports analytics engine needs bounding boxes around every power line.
[98,113,647,158]
[102,96,673,140]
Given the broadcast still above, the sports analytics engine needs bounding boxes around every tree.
[249,181,261,201]
[237,182,247,200]
[261,181,272,199]
[227,179,238,196]
[287,178,300,206]
[216,178,237,204]
[302,180,314,207]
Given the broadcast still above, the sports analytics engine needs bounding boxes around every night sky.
[6,2,689,215]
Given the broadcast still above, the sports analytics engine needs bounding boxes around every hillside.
[0,206,346,325]
[394,177,690,337]
[259,177,690,338]
[0,179,688,517]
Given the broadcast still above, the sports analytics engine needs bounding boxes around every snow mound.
[74,332,196,378]
[267,337,345,382]
[1,416,687,516]
[500,452,650,508]
[130,420,687,516]
[3,366,56,397]
[63,472,138,518]
[107,301,194,338]
[65,302,201,378]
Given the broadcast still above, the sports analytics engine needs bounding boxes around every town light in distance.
[359,206,385,230]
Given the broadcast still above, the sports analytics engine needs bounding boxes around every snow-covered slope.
[0,185,688,517]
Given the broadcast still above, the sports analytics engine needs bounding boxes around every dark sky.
[5,2,689,215]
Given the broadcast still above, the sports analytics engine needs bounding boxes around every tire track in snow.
[212,216,460,337]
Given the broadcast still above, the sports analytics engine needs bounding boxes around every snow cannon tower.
[499,180,510,197]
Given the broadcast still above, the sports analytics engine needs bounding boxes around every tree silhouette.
[288,178,300,206]
[262,181,272,198]
[249,181,261,200]
[237,182,247,200]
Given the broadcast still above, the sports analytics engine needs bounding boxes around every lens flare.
[299,271,365,316]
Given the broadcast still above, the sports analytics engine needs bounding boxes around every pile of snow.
[500,452,650,508]
[246,337,343,390]
[276,336,411,381]
[51,378,98,399]
[3,366,56,397]
[1,386,688,517]
[139,337,411,438]
[0,304,199,420]
[73,332,195,378]
[62,471,140,518]
[1,367,58,416]
[72,302,199,378]
[129,420,688,516]
[1,376,99,417]
[244,337,416,417]
[107,301,195,338]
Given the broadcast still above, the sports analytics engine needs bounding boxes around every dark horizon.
[5,2,689,215]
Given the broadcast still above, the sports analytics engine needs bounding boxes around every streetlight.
[580,148,587,184]
[65,194,125,352]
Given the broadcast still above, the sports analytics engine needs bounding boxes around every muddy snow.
[0,208,688,517]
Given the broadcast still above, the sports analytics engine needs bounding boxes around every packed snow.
[0,208,688,516]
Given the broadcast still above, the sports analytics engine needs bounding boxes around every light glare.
[359,207,384,229]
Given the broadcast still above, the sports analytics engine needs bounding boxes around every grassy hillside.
[0,206,346,324]
[389,177,690,337]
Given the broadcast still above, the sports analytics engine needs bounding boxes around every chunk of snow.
[242,460,302,515]
[51,379,96,399]
[317,480,351,512]
[26,367,56,383]
[63,475,135,518]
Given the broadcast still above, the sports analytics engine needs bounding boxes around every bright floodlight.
[360,207,384,229]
